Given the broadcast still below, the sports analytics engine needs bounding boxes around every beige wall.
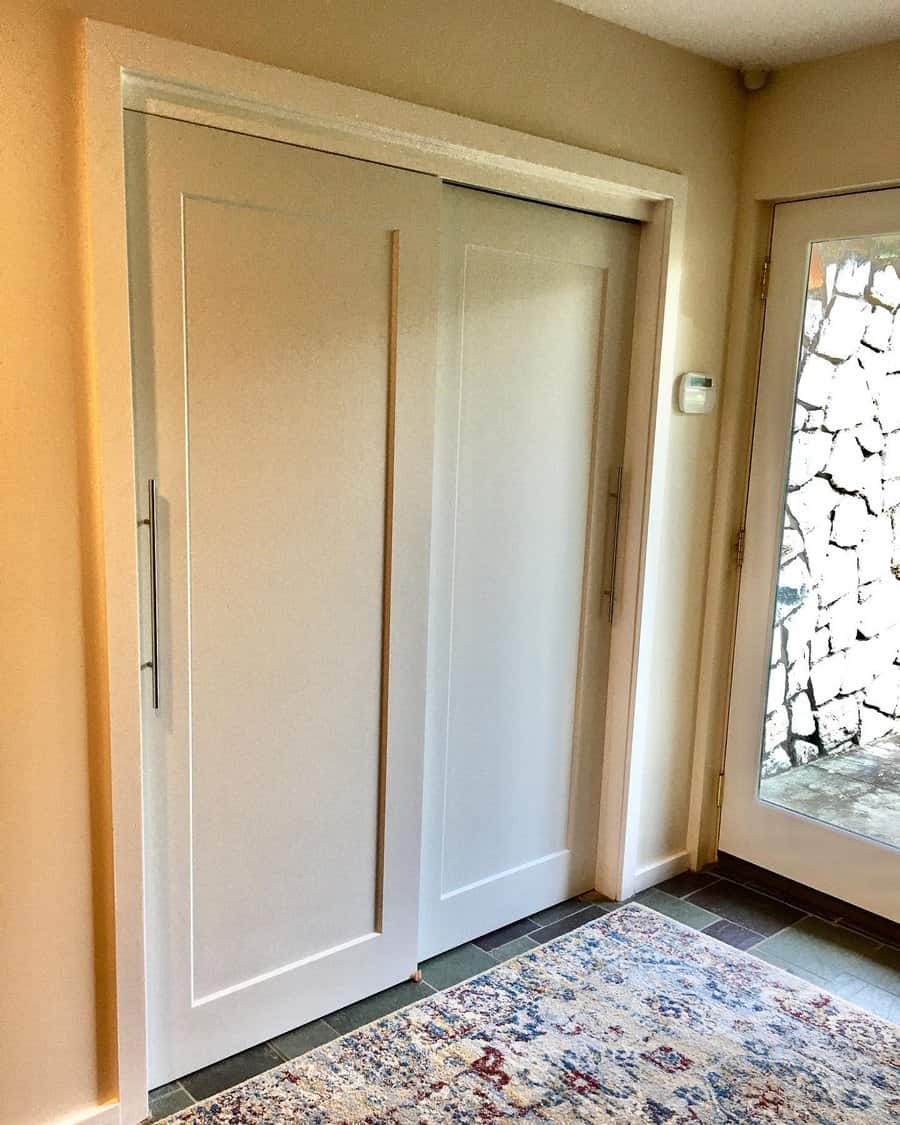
[694,40,900,863]
[745,40,900,201]
[1,1,745,1120]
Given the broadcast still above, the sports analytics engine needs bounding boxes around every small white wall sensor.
[678,372,717,414]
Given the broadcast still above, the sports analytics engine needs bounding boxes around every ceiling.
[556,0,900,68]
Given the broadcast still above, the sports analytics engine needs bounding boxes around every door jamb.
[685,202,775,870]
[81,19,686,1123]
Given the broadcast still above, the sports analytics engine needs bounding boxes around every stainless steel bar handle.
[605,466,624,625]
[141,478,160,709]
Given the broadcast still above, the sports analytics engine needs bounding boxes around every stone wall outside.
[764,249,900,777]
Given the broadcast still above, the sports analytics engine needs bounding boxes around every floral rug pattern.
[166,904,899,1123]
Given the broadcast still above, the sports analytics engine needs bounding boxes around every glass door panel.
[759,233,900,850]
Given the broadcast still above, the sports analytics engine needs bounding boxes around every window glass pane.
[759,233,900,850]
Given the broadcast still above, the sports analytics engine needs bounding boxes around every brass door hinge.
[760,255,771,302]
[735,526,746,569]
[716,771,725,809]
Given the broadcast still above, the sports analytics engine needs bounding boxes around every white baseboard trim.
[629,850,691,896]
[54,1103,120,1125]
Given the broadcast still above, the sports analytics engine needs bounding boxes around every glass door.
[720,188,900,922]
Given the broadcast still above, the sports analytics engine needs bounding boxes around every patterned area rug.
[166,904,899,1123]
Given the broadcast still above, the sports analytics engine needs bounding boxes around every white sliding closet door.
[419,186,639,959]
[125,112,439,1085]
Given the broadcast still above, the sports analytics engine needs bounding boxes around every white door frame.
[719,188,900,919]
[81,19,686,1124]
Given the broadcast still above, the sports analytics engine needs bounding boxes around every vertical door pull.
[139,478,160,709]
[604,466,624,625]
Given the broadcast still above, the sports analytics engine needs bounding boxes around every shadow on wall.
[74,28,120,1103]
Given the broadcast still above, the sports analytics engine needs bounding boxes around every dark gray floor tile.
[180,1042,282,1101]
[528,897,592,927]
[577,891,621,911]
[739,877,845,922]
[594,899,630,913]
[872,939,900,973]
[702,918,763,951]
[473,918,538,951]
[420,943,495,990]
[490,934,539,962]
[709,855,898,947]
[837,906,900,950]
[686,880,804,936]
[149,1081,185,1102]
[720,862,845,922]
[636,888,719,930]
[149,1082,193,1121]
[269,1018,338,1061]
[531,905,606,944]
[655,871,720,899]
[702,858,751,883]
[324,979,433,1035]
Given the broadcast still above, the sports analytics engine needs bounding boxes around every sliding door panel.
[420,186,639,958]
[126,112,439,1084]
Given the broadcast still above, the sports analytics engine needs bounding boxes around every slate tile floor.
[148,866,900,1121]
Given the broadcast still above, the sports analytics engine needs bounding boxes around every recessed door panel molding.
[419,186,640,958]
[441,245,604,894]
[721,186,900,922]
[184,196,390,1000]
[126,111,439,1084]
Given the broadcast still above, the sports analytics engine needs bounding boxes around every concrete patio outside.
[759,737,900,849]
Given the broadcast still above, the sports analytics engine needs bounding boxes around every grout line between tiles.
[822,915,893,948]
[529,905,600,943]
[686,879,818,937]
[173,1080,195,1103]
[834,917,900,951]
[149,1079,196,1116]
[322,981,437,1037]
[753,913,813,942]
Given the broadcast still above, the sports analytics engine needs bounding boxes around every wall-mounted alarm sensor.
[678,372,717,414]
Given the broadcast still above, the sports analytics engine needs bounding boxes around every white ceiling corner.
[556,0,900,68]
